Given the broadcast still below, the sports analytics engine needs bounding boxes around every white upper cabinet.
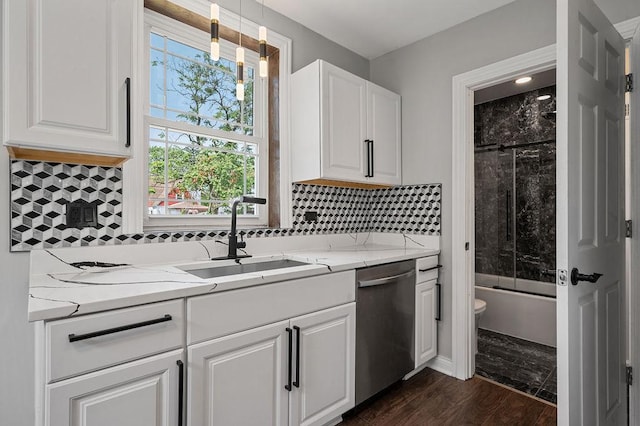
[291,60,401,186]
[3,0,135,161]
[367,83,402,185]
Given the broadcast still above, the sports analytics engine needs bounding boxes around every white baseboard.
[425,355,454,377]
[403,355,455,380]
[322,416,343,426]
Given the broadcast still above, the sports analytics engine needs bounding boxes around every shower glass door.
[475,141,557,296]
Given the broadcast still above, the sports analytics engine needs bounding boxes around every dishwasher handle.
[358,270,415,288]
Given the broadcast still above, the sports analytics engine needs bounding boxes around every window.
[144,12,267,228]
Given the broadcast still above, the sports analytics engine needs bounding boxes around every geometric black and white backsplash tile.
[10,160,441,251]
[11,161,122,251]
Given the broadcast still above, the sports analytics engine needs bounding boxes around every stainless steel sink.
[181,259,310,279]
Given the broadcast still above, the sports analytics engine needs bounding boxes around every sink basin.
[181,259,310,279]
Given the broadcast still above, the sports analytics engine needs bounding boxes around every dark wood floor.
[340,367,557,425]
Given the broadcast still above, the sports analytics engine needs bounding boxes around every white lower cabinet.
[415,280,437,366]
[187,303,356,426]
[47,349,184,426]
[414,256,439,368]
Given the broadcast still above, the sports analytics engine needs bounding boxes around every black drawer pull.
[419,264,442,273]
[177,360,184,426]
[68,314,172,342]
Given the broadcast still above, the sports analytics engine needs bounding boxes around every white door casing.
[556,0,626,424]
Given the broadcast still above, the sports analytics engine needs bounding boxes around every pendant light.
[258,0,268,78]
[259,26,268,78]
[210,3,220,61]
[236,0,245,101]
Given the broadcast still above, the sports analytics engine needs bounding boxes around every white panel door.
[415,280,437,367]
[367,83,402,185]
[47,349,183,426]
[556,0,626,424]
[320,62,367,182]
[630,22,640,426]
[188,320,289,426]
[289,303,355,426]
[3,0,133,156]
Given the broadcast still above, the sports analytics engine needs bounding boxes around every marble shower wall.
[474,85,556,285]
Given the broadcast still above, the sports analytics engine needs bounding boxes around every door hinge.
[627,366,633,386]
[626,104,631,117]
[626,74,634,93]
[465,242,470,251]
[626,220,633,238]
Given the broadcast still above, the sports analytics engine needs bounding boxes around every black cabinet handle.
[570,268,603,285]
[176,360,184,426]
[68,314,172,342]
[419,264,442,273]
[364,140,372,177]
[436,283,442,321]
[369,140,375,177]
[285,327,293,391]
[293,326,301,388]
[125,77,131,148]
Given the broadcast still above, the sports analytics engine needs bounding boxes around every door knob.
[570,268,603,286]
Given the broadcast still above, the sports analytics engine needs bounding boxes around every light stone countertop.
[28,236,439,322]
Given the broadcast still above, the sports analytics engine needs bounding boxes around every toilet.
[474,299,487,354]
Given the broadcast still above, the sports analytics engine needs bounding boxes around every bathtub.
[475,286,556,347]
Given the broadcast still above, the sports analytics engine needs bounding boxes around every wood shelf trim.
[6,146,128,167]
[296,179,393,190]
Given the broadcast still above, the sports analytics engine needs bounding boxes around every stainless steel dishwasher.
[355,259,415,405]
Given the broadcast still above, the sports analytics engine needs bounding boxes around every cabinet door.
[3,0,133,157]
[47,349,183,426]
[415,280,437,367]
[188,320,289,426]
[320,62,367,182]
[289,303,355,426]
[367,83,402,185]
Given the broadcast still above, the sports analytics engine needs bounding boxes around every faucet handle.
[237,233,246,249]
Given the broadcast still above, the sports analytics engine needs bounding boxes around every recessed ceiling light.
[537,94,551,101]
[515,76,532,84]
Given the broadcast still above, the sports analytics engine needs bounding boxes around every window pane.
[150,32,164,49]
[149,32,255,134]
[147,127,259,217]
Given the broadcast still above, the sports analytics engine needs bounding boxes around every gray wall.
[369,0,639,360]
[216,0,369,78]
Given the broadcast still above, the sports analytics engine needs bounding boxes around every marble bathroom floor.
[475,328,557,404]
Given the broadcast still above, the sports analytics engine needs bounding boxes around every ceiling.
[474,69,557,105]
[259,0,518,59]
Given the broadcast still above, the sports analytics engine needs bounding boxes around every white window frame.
[122,0,292,233]
[144,12,267,229]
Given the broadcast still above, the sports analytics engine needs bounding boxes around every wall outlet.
[66,200,98,229]
[304,211,318,223]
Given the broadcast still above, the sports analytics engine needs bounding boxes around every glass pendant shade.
[210,3,220,61]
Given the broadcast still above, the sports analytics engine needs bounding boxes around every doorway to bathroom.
[472,69,557,404]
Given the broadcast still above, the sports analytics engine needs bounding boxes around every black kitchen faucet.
[213,196,266,260]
